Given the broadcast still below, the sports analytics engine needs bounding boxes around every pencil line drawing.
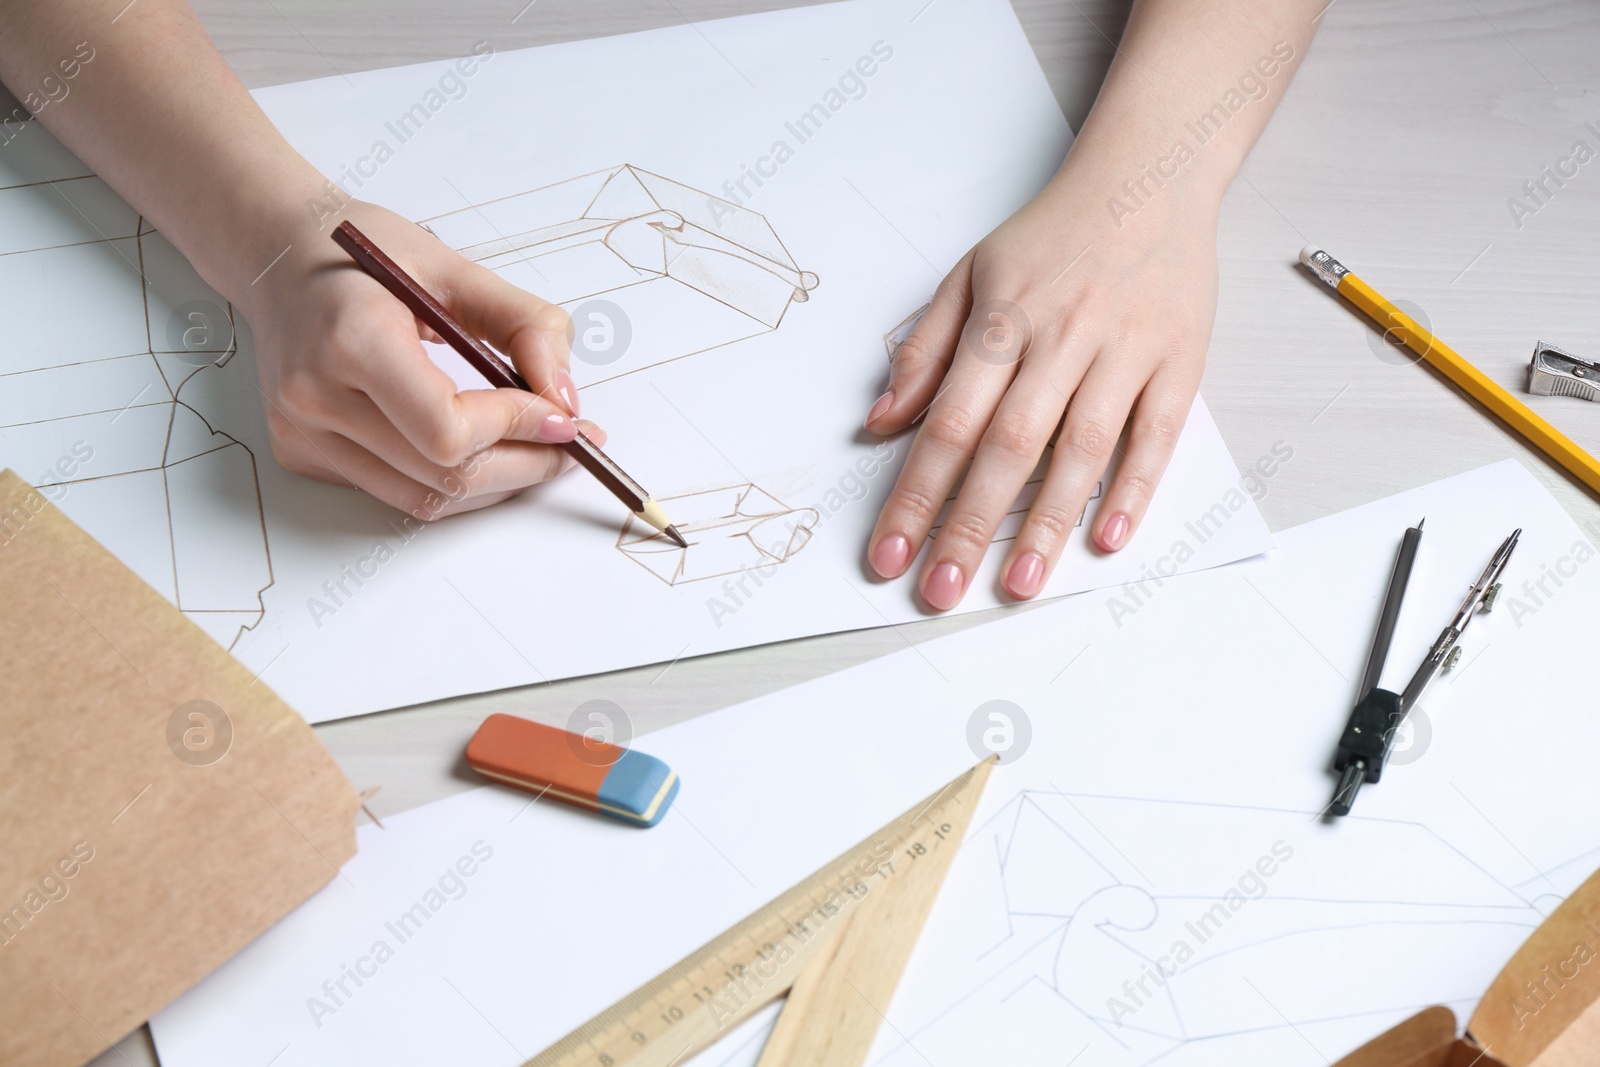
[884,302,930,362]
[0,172,273,649]
[616,483,819,586]
[423,165,819,387]
[869,790,1556,1067]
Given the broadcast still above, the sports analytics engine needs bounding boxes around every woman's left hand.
[862,176,1218,610]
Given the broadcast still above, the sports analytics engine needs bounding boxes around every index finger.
[867,299,1035,581]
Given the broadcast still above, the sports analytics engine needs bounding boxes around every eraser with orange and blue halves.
[464,714,680,827]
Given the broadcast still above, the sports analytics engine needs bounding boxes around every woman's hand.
[0,4,601,520]
[237,201,603,520]
[864,179,1217,609]
[857,0,1322,611]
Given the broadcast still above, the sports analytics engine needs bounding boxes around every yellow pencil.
[1301,246,1600,497]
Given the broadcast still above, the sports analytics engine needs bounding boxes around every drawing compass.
[1328,522,1521,817]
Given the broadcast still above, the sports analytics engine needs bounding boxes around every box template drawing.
[616,483,819,586]
[422,165,819,386]
[0,169,271,649]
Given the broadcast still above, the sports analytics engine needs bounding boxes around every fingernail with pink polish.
[865,390,894,427]
[555,370,581,416]
[923,562,965,611]
[1005,551,1046,599]
[871,533,911,577]
[536,414,576,443]
[1100,511,1131,551]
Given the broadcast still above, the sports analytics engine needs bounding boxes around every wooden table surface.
[84,1,1600,1063]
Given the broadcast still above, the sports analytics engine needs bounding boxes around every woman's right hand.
[236,200,604,520]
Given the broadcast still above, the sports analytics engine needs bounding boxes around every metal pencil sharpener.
[1528,341,1600,401]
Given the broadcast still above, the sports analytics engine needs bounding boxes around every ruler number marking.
[532,770,984,1067]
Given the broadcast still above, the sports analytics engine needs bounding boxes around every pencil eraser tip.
[1298,244,1321,267]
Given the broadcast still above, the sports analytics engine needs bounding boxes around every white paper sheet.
[148,459,1600,1066]
[0,0,1272,722]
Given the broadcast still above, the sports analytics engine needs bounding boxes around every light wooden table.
[87,1,1600,1063]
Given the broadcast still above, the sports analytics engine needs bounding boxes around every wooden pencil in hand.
[331,220,688,547]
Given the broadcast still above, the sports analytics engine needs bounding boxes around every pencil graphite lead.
[635,498,684,543]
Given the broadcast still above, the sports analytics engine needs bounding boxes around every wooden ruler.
[524,759,994,1067]
[754,756,993,1067]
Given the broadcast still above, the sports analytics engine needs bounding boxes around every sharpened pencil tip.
[665,525,689,549]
